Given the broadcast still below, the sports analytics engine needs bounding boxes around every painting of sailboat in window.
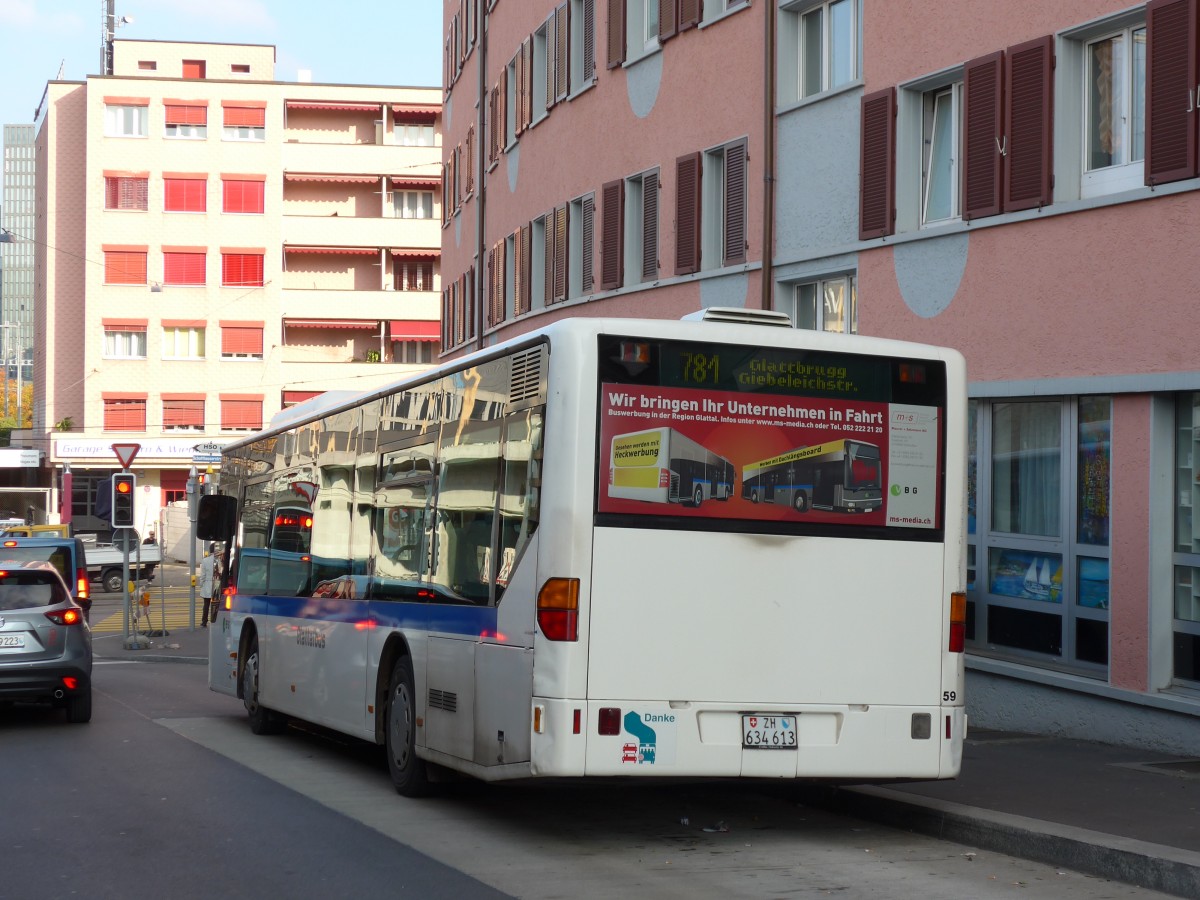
[988,548,1063,602]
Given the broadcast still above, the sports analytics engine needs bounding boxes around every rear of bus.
[530,320,967,782]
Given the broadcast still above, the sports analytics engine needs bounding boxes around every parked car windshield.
[0,572,69,610]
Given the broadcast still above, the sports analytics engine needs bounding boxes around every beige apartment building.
[33,39,441,537]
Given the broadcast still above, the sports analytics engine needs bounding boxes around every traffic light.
[111,473,136,528]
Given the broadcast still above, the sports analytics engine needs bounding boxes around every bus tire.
[243,635,285,735]
[693,485,704,507]
[386,655,431,797]
[793,492,809,513]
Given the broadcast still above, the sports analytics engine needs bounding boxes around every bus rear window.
[596,335,947,539]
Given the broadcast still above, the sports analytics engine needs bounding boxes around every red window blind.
[859,87,897,240]
[182,60,206,79]
[164,177,207,212]
[103,398,147,431]
[163,252,206,285]
[223,179,265,213]
[104,250,147,284]
[162,397,204,428]
[221,323,264,355]
[223,105,265,127]
[104,176,148,210]
[221,253,264,286]
[164,104,207,125]
[220,397,263,430]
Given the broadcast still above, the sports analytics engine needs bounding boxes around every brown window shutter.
[963,50,1005,220]
[1147,0,1199,185]
[859,87,896,240]
[583,0,596,82]
[554,205,569,301]
[642,172,659,280]
[466,265,476,340]
[512,228,524,316]
[582,194,595,292]
[607,0,626,69]
[545,216,556,304]
[546,14,558,111]
[660,0,678,42]
[679,0,701,32]
[1004,36,1054,211]
[520,224,533,315]
[488,86,498,164]
[722,140,747,266]
[513,51,525,136]
[600,178,624,290]
[556,4,570,101]
[499,68,508,151]
[523,39,534,131]
[675,152,701,274]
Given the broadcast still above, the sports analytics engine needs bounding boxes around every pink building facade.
[441,0,1199,751]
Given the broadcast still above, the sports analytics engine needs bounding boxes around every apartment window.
[220,322,264,359]
[163,251,206,286]
[779,275,857,334]
[163,103,207,139]
[393,341,434,364]
[104,248,147,285]
[104,103,148,138]
[220,396,263,431]
[164,176,207,213]
[921,83,962,225]
[103,395,147,431]
[223,178,265,214]
[104,175,148,210]
[968,398,1111,671]
[138,61,157,71]
[221,252,264,287]
[1083,25,1146,197]
[781,0,860,103]
[393,190,434,219]
[162,324,206,359]
[701,138,748,270]
[395,121,436,146]
[569,0,597,92]
[102,323,148,359]
[568,193,595,298]
[627,0,660,59]
[625,169,659,285]
[162,396,205,431]
[231,64,251,74]
[533,17,551,122]
[223,104,266,141]
[394,259,434,291]
[182,60,206,79]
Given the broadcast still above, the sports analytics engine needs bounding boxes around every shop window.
[1171,394,1200,687]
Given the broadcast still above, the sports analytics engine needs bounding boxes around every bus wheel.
[693,485,704,507]
[386,656,431,797]
[242,635,285,735]
[793,492,809,513]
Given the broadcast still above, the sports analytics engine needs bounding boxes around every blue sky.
[0,0,442,165]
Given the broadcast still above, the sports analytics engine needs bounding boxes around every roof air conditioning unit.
[680,307,793,328]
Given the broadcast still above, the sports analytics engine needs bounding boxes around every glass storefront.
[967,397,1111,672]
[1171,395,1200,686]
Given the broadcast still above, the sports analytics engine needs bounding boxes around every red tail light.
[949,591,966,653]
[76,569,89,601]
[598,707,621,735]
[45,608,82,626]
[537,577,579,641]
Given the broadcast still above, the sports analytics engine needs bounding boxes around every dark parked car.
[0,560,93,723]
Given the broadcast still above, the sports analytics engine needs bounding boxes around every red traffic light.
[115,480,132,494]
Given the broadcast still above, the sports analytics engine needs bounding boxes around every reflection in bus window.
[434,419,501,604]
[372,441,436,601]
[498,410,543,596]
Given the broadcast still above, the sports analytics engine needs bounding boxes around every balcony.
[280,215,439,251]
[281,142,440,177]
[279,288,439,321]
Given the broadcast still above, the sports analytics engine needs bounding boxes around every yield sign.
[111,443,141,469]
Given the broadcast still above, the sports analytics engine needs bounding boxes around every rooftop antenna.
[101,0,134,75]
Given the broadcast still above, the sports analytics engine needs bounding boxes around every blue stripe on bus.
[229,594,498,636]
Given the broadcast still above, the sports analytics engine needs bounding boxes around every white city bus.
[200,311,968,796]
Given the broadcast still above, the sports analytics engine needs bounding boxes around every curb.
[94,652,208,665]
[823,785,1200,899]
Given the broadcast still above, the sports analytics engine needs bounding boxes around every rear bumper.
[0,662,91,702]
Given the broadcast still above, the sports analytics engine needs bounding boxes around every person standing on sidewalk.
[200,543,217,627]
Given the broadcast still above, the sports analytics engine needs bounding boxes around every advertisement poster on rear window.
[598,383,941,530]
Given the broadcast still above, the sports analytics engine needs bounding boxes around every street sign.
[192,440,224,464]
[111,443,141,469]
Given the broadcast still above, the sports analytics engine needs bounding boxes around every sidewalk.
[95,624,1200,897]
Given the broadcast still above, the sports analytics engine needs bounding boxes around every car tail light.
[76,569,89,602]
[537,577,579,641]
[45,608,82,626]
[948,591,966,653]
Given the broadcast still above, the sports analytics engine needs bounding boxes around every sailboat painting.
[990,550,1064,602]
